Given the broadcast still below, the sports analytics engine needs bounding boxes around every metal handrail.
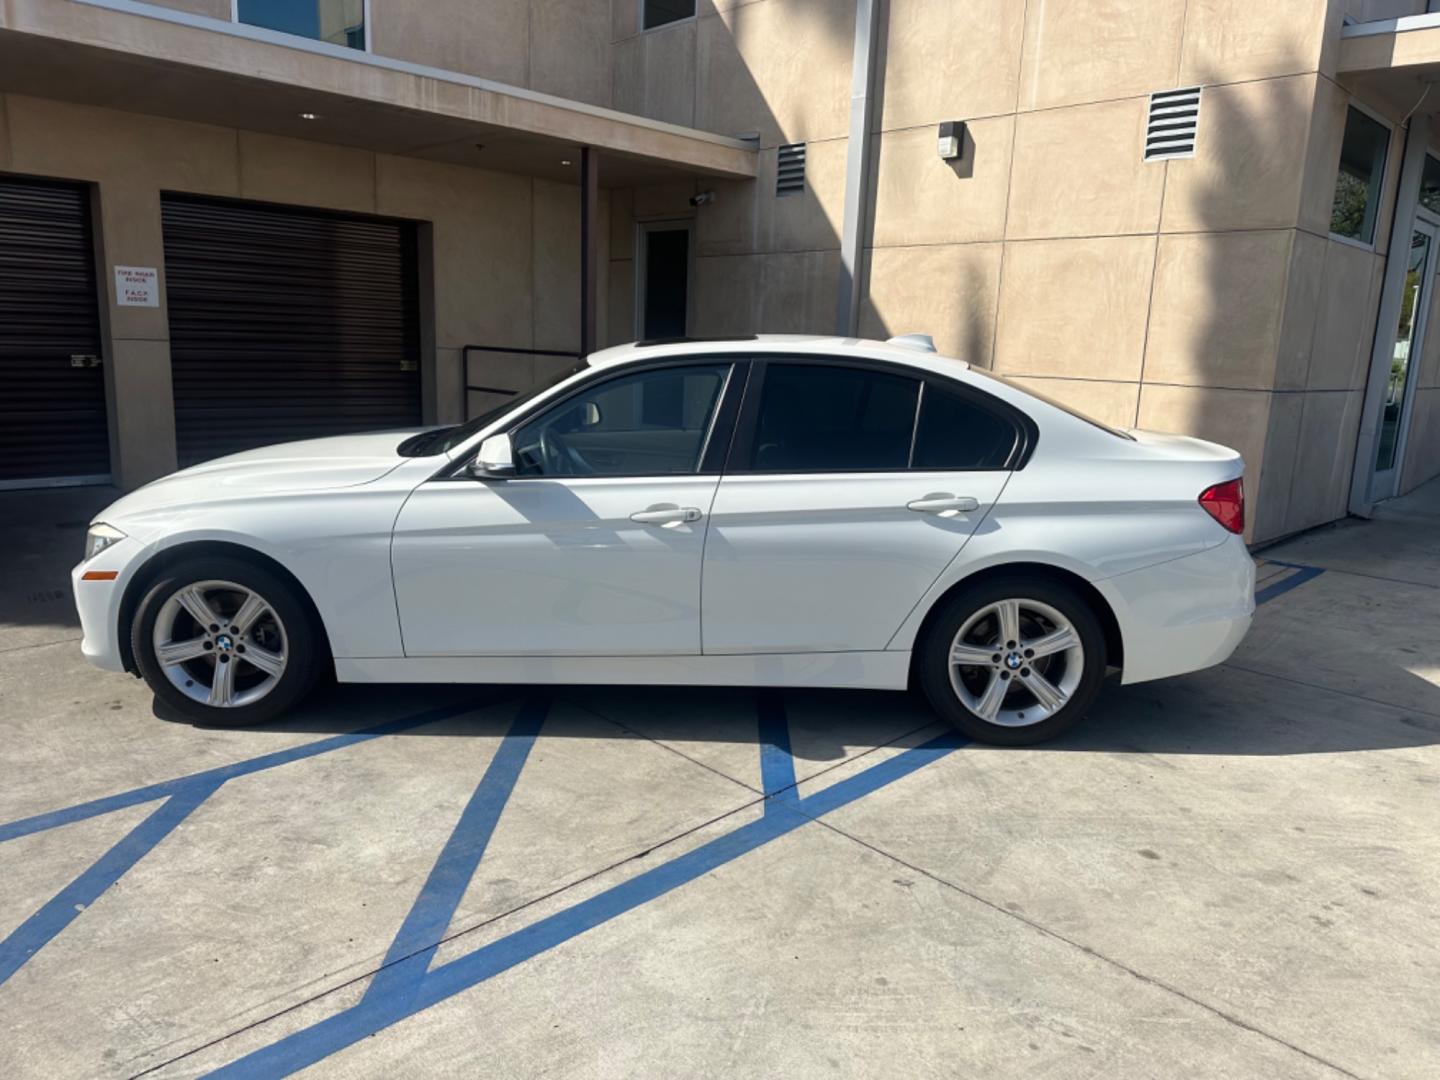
[460,344,579,420]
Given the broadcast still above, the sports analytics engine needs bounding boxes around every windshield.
[397,362,588,457]
[968,366,1134,440]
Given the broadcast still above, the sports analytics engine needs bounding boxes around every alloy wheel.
[947,597,1085,727]
[151,579,289,708]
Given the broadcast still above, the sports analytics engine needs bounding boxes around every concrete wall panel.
[1018,0,1185,113]
[993,235,1156,382]
[879,0,1024,130]
[1162,76,1315,234]
[696,0,854,149]
[1006,98,1164,240]
[369,0,530,86]
[870,119,1012,248]
[1179,0,1327,85]
[238,132,376,214]
[531,0,613,107]
[1143,230,1293,391]
[860,243,1002,363]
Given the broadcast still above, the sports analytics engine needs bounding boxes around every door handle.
[906,494,980,514]
[630,505,703,526]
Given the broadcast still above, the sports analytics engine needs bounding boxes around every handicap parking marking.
[204,721,967,1079]
[0,699,497,988]
[360,697,549,1008]
[756,689,798,811]
[3,559,1320,1074]
[1254,559,1326,606]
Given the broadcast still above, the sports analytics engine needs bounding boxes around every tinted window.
[513,364,727,477]
[749,364,919,472]
[644,0,695,30]
[237,0,365,50]
[913,386,1018,469]
[1330,107,1390,244]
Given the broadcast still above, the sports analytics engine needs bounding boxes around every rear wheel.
[131,557,322,726]
[917,577,1106,745]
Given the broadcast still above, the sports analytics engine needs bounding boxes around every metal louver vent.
[1145,86,1202,161]
[777,143,806,195]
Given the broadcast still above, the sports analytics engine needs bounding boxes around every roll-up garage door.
[0,177,108,488]
[161,195,421,465]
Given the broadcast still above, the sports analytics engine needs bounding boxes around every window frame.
[1328,99,1394,251]
[639,0,697,33]
[447,357,749,482]
[724,357,1034,476]
[231,0,373,54]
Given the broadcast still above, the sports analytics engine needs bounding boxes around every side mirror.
[467,433,515,479]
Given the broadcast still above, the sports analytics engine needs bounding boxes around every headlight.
[84,523,126,561]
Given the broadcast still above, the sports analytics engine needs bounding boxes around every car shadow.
[150,665,1440,762]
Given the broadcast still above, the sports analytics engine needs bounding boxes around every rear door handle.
[906,494,980,514]
[630,505,703,526]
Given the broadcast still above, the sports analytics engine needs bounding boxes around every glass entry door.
[1373,220,1435,499]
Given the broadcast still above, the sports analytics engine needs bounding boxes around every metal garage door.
[0,177,108,488]
[161,195,421,465]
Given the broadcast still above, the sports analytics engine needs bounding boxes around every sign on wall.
[114,265,159,307]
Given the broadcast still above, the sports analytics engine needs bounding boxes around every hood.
[98,430,425,525]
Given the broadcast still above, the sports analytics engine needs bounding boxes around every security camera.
[689,191,716,207]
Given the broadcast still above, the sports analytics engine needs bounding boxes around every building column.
[580,148,599,355]
[95,181,178,489]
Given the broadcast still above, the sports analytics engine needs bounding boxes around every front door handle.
[630,504,703,526]
[906,494,980,515]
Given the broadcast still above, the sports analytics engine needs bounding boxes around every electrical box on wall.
[937,121,965,161]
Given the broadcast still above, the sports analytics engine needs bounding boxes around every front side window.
[237,0,367,51]
[643,0,695,31]
[513,364,729,477]
[748,364,920,472]
[1330,106,1390,244]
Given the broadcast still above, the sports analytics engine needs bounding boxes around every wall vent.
[1145,87,1202,161]
[777,143,807,195]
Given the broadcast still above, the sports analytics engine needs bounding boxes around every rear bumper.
[1094,532,1254,685]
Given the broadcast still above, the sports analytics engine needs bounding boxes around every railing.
[461,344,579,421]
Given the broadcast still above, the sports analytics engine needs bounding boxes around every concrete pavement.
[0,482,1437,1078]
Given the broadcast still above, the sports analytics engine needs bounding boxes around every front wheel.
[917,577,1107,746]
[131,557,323,726]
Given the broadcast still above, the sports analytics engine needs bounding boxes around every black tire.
[916,575,1107,746]
[131,556,324,727]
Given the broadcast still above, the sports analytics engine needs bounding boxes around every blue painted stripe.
[0,701,487,845]
[0,778,222,987]
[756,690,797,811]
[1255,564,1325,606]
[206,730,966,1078]
[361,697,548,1005]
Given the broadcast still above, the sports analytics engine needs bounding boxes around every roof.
[585,335,973,374]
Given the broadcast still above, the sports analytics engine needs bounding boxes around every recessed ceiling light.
[561,159,572,166]
[299,112,319,120]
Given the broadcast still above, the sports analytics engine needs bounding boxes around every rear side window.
[913,385,1018,470]
[749,364,919,471]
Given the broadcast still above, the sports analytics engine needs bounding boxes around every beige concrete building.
[2,0,1439,543]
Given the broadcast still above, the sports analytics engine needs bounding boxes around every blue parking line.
[0,778,222,986]
[1255,561,1325,606]
[757,690,797,810]
[361,697,549,1006]
[207,729,966,1078]
[0,701,486,845]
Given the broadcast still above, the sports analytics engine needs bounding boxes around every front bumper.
[72,535,147,673]
[1094,532,1255,685]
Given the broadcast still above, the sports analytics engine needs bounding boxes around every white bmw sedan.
[73,335,1253,745]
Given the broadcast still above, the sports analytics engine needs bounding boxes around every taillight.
[1198,478,1244,534]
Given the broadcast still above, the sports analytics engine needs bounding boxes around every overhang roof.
[1340,14,1440,116]
[0,0,759,187]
